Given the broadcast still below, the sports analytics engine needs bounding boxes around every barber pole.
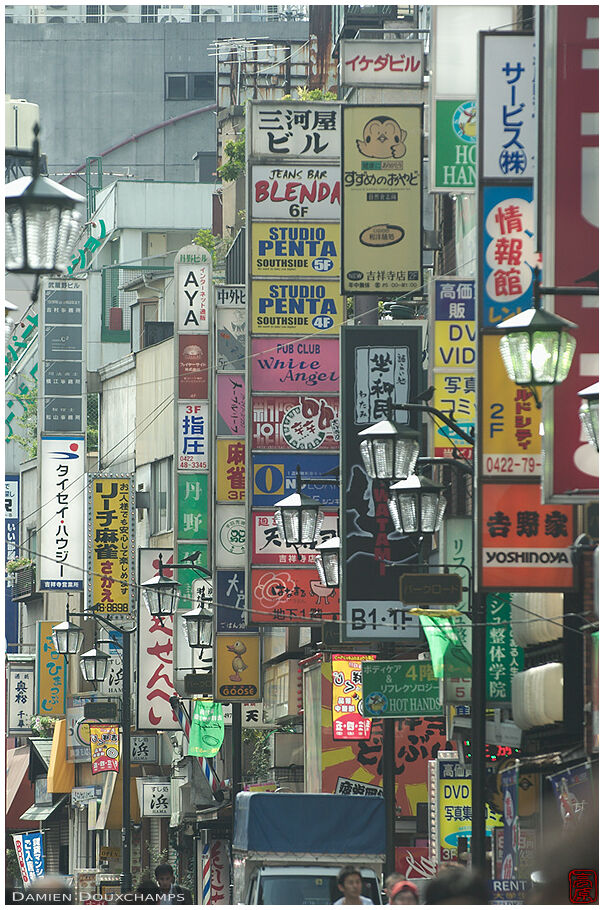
[201,842,212,904]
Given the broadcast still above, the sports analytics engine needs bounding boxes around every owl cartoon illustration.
[356,116,407,160]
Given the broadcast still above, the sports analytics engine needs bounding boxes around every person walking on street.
[389,880,420,905]
[154,864,193,905]
[333,865,374,905]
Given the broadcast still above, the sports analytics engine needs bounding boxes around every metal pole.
[354,294,379,325]
[382,717,395,874]
[470,590,487,872]
[121,630,132,894]
[232,702,243,800]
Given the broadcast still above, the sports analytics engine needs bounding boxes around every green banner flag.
[188,701,224,758]
[419,614,473,679]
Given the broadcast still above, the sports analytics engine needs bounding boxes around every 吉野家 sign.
[215,633,261,702]
[362,660,442,718]
[251,336,340,393]
[342,104,422,294]
[251,167,341,221]
[480,482,575,590]
[87,474,135,620]
[400,574,463,606]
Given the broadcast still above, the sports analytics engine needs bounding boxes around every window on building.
[150,457,173,535]
[165,73,215,101]
[141,5,158,23]
[86,5,104,23]
[191,5,200,21]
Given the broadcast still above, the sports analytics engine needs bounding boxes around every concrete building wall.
[135,336,174,466]
[5,20,309,190]
[99,353,137,474]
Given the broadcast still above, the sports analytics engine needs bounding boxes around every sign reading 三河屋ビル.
[479,32,536,181]
[251,167,341,221]
[431,278,476,459]
[215,285,246,308]
[341,325,424,642]
[215,633,262,702]
[252,453,339,507]
[41,279,86,433]
[431,99,477,192]
[480,482,575,590]
[7,659,35,735]
[217,374,245,435]
[251,223,340,277]
[36,621,66,716]
[215,504,246,568]
[217,307,246,370]
[177,474,208,539]
[480,184,538,328]
[175,244,211,332]
[249,101,341,158]
[178,335,209,399]
[39,435,85,590]
[88,474,135,619]
[251,280,344,335]
[252,510,338,566]
[480,334,542,476]
[362,660,442,718]
[251,566,340,624]
[486,593,524,702]
[178,402,210,471]
[251,336,340,393]
[252,394,340,450]
[340,39,424,87]
[341,105,422,294]
[332,654,375,740]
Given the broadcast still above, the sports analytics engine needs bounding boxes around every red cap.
[390,880,419,900]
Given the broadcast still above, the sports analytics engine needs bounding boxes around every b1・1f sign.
[342,105,422,294]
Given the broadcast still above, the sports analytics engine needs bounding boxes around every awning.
[6,747,35,829]
[30,737,53,770]
[47,718,75,793]
[20,794,68,822]
[95,767,141,830]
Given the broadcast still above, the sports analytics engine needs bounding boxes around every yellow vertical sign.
[481,335,542,477]
[89,476,134,617]
[36,620,66,716]
[216,439,246,502]
[215,633,261,702]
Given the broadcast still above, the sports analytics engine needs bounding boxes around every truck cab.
[245,865,383,905]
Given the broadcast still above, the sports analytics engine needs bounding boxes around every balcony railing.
[10,564,36,600]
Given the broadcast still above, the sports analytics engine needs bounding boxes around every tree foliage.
[217,129,246,183]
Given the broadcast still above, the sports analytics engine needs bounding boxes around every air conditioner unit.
[106,15,126,22]
[47,16,65,22]
[108,4,127,8]
[511,662,563,730]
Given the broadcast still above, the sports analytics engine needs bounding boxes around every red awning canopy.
[6,746,35,830]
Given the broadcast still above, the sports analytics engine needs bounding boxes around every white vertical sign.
[39,435,85,589]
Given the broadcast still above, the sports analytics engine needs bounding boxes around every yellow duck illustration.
[227,640,248,682]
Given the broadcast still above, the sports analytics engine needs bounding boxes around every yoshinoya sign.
[252,394,339,450]
[251,279,345,335]
[251,166,341,221]
[250,223,340,277]
[249,101,341,159]
[39,435,85,590]
[251,337,340,393]
[341,104,423,294]
[340,39,424,87]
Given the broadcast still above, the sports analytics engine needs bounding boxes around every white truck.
[232,791,385,905]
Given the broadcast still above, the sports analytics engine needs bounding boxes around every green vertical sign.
[178,473,208,539]
[486,593,524,702]
[433,99,477,191]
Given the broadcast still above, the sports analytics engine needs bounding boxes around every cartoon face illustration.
[356,116,407,159]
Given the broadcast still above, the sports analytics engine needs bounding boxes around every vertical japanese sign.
[89,724,120,774]
[210,839,230,904]
[87,474,135,621]
[36,620,66,716]
[39,435,85,590]
[175,244,211,618]
[501,765,519,880]
[485,594,523,702]
[540,6,599,501]
[13,832,45,885]
[342,104,422,294]
[40,278,86,433]
[137,548,179,730]
[5,474,19,652]
[7,658,35,735]
[340,326,423,641]
[437,757,501,861]
[331,654,375,740]
[430,279,476,459]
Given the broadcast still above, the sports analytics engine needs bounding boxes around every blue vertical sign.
[5,475,19,653]
[13,832,45,884]
[501,765,519,880]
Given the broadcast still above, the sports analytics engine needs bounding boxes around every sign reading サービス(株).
[362,660,442,718]
[342,105,422,294]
